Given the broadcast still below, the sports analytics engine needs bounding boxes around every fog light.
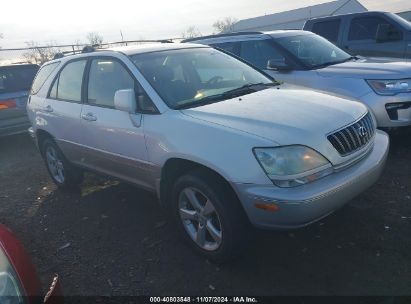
[255,202,279,213]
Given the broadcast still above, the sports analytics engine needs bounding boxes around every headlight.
[0,247,24,303]
[366,79,411,96]
[253,145,333,187]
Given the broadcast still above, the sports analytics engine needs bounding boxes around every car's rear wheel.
[171,169,249,262]
[42,138,83,189]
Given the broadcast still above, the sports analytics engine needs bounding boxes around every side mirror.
[376,24,402,42]
[267,58,292,72]
[114,89,136,113]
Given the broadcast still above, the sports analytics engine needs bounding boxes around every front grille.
[327,112,375,156]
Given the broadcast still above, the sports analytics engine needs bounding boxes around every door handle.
[81,112,97,121]
[44,105,53,112]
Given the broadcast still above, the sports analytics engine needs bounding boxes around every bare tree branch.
[86,32,104,46]
[212,17,238,34]
[23,41,61,65]
[182,26,202,39]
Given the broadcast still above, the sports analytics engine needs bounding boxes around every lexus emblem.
[357,126,368,138]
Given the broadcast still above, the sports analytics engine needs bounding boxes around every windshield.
[130,47,276,109]
[276,34,352,69]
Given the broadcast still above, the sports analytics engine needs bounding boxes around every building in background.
[231,0,368,32]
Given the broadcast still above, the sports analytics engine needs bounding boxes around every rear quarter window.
[31,62,60,95]
[0,65,39,94]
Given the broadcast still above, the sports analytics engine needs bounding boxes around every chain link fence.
[0,39,181,66]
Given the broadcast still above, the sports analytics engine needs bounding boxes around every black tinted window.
[349,17,391,41]
[312,20,341,43]
[56,60,86,102]
[212,42,241,56]
[87,59,135,108]
[240,40,284,70]
[31,63,58,95]
[0,65,38,94]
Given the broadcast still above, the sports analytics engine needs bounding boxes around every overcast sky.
[0,0,410,48]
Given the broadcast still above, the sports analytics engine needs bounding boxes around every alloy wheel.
[178,187,223,251]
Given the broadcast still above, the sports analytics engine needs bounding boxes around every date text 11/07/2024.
[149,297,258,303]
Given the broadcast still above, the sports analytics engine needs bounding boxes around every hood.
[317,58,411,79]
[181,88,367,150]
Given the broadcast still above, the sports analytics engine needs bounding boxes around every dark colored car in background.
[0,64,39,137]
[304,11,411,60]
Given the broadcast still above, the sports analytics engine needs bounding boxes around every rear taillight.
[0,99,17,110]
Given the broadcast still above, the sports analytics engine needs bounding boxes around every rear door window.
[240,40,285,70]
[311,19,341,43]
[51,60,87,102]
[0,65,38,94]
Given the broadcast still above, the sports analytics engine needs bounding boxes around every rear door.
[344,15,406,58]
[0,65,38,135]
[43,59,87,163]
[79,56,153,189]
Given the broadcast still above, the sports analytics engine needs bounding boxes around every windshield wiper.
[175,82,278,110]
[310,56,357,69]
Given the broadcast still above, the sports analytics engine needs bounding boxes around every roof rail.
[49,39,177,60]
[182,31,263,43]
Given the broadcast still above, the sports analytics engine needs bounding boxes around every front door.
[79,57,153,190]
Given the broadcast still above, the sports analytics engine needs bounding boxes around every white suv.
[27,43,389,261]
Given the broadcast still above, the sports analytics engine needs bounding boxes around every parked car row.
[25,42,389,261]
[184,29,411,128]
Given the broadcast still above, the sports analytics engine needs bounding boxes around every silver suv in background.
[0,64,39,136]
[27,44,388,261]
[184,30,411,128]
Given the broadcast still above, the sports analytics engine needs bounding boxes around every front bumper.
[360,91,411,128]
[233,130,389,229]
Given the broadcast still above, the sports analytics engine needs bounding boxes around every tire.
[41,138,83,190]
[171,169,250,262]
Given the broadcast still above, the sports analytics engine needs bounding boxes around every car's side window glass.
[348,17,393,41]
[49,77,58,99]
[213,42,241,56]
[312,20,341,43]
[31,63,58,95]
[87,59,135,108]
[240,40,285,70]
[56,60,87,102]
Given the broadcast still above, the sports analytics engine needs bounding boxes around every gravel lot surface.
[0,130,410,297]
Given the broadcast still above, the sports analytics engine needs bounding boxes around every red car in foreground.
[0,224,61,303]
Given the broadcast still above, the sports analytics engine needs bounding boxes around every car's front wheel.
[172,169,249,262]
[42,138,83,189]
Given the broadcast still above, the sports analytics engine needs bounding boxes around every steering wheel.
[206,76,223,85]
